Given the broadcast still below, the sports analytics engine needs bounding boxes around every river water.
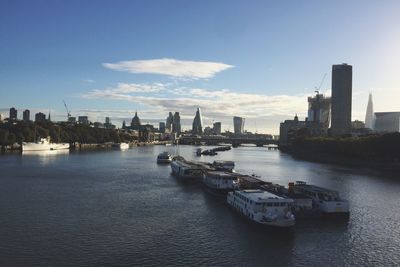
[0,145,399,266]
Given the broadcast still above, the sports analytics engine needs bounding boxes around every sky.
[1,0,400,134]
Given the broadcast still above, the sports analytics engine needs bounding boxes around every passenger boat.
[227,189,295,227]
[261,182,318,218]
[22,137,70,152]
[293,181,349,215]
[170,158,203,180]
[211,160,235,172]
[203,171,238,195]
[157,152,172,163]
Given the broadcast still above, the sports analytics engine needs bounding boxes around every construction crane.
[63,100,71,120]
[315,73,327,94]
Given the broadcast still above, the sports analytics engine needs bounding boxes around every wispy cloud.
[102,58,234,79]
[82,84,307,121]
[83,82,166,98]
[83,79,95,83]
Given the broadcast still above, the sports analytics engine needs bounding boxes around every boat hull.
[227,194,295,228]
[22,142,70,151]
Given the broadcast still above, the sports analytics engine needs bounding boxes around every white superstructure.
[294,181,349,214]
[170,159,203,180]
[227,190,295,227]
[203,171,238,193]
[22,138,70,152]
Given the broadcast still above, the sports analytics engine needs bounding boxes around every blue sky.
[1,0,400,133]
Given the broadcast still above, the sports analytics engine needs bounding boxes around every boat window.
[280,202,286,206]
[273,202,280,207]
[266,203,272,207]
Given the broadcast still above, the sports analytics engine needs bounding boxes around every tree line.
[291,133,400,161]
[0,121,134,146]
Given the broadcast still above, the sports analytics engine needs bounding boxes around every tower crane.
[315,73,327,94]
[63,100,71,121]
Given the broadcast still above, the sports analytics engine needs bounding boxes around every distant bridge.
[178,136,279,147]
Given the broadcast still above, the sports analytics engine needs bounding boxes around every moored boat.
[203,171,238,195]
[227,189,295,227]
[261,182,319,218]
[293,181,349,215]
[170,158,203,180]
[22,138,70,152]
[112,142,129,149]
[157,152,172,163]
[212,160,235,172]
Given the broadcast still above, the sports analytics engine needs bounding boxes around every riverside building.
[331,63,352,136]
[9,107,17,121]
[374,112,400,133]
[23,109,30,122]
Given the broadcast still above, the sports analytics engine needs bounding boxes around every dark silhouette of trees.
[291,133,400,161]
[0,120,134,146]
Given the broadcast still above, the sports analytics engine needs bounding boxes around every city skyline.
[1,1,400,134]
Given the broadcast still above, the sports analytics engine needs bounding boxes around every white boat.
[293,181,349,215]
[22,138,70,152]
[157,152,172,163]
[112,142,129,149]
[227,189,295,227]
[203,171,238,194]
[119,142,129,149]
[212,160,235,172]
[170,158,203,180]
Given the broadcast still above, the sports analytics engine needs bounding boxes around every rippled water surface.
[1,146,399,266]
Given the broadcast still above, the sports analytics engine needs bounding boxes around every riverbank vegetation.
[0,121,133,146]
[291,133,400,162]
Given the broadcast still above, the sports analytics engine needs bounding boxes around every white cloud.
[82,85,308,134]
[102,58,234,79]
[83,79,95,83]
[83,82,166,98]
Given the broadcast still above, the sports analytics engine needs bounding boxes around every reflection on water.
[0,145,400,266]
[22,149,69,165]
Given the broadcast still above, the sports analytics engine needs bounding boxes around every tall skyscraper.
[9,107,17,121]
[331,63,352,136]
[365,93,374,129]
[307,93,331,129]
[166,112,173,132]
[233,116,245,134]
[172,112,181,134]
[192,108,203,134]
[23,109,30,122]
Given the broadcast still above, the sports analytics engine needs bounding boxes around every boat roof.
[206,171,236,177]
[237,190,292,202]
[295,182,338,194]
[213,160,234,165]
[172,160,202,170]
